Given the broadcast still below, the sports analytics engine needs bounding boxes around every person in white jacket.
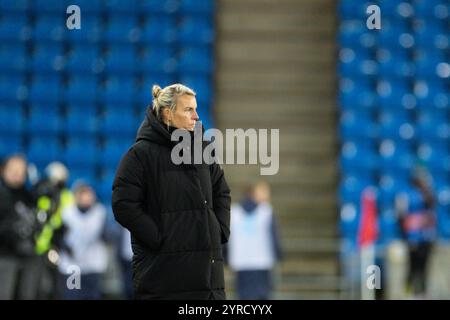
[227,181,283,300]
[58,181,108,299]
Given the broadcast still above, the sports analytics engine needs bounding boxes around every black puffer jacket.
[112,107,231,300]
[0,179,35,256]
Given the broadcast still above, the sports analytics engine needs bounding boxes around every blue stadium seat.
[178,47,213,74]
[431,170,450,190]
[416,110,450,141]
[105,15,139,43]
[66,0,103,13]
[0,75,26,102]
[180,0,215,14]
[65,109,98,137]
[27,137,63,168]
[65,45,100,73]
[414,50,446,79]
[66,103,98,115]
[0,0,30,12]
[376,21,414,50]
[27,109,63,135]
[104,0,137,12]
[417,143,450,170]
[141,46,177,73]
[340,140,379,173]
[102,77,136,104]
[0,44,27,72]
[104,46,137,74]
[378,209,401,243]
[339,202,360,240]
[378,0,414,19]
[378,109,415,142]
[339,54,378,78]
[338,78,377,111]
[436,185,450,240]
[0,14,30,42]
[338,21,376,50]
[340,109,378,140]
[414,0,449,20]
[377,49,414,78]
[100,138,132,169]
[179,75,213,104]
[179,16,214,44]
[339,173,375,205]
[31,44,64,72]
[377,79,412,109]
[0,136,23,159]
[0,108,24,135]
[0,102,24,114]
[142,74,176,88]
[32,15,65,42]
[338,0,376,20]
[98,170,116,203]
[29,102,60,114]
[100,112,139,137]
[64,138,98,167]
[136,74,177,107]
[379,139,415,172]
[437,206,450,240]
[66,14,102,43]
[196,104,213,129]
[414,80,449,109]
[65,75,98,103]
[414,20,449,51]
[139,0,179,14]
[32,0,66,12]
[141,16,177,44]
[378,173,409,210]
[29,75,62,103]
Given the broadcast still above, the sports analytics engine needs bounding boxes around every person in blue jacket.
[395,167,436,298]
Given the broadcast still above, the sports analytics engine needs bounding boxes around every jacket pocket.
[160,209,210,252]
[207,208,222,249]
[210,257,225,290]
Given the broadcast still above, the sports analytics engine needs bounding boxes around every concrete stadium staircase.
[213,0,340,299]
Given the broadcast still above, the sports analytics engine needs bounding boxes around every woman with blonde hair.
[112,84,231,300]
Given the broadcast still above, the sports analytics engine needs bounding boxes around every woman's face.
[2,157,27,189]
[75,187,96,208]
[167,95,199,131]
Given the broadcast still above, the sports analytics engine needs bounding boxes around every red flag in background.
[358,187,379,248]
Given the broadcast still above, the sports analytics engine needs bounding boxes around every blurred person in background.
[33,161,74,298]
[117,226,133,300]
[113,84,231,300]
[226,181,283,300]
[395,166,436,299]
[58,181,108,300]
[0,154,38,299]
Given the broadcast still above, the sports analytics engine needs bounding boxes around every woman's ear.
[162,108,170,122]
[167,109,173,122]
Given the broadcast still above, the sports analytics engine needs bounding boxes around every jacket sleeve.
[0,190,16,247]
[112,147,162,251]
[270,213,284,261]
[210,163,231,244]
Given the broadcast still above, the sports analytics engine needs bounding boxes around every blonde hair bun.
[152,85,162,99]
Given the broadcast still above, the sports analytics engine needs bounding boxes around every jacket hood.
[136,107,172,146]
